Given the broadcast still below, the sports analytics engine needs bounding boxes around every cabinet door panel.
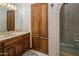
[32,3,48,54]
[15,40,23,56]
[23,34,30,52]
[40,4,48,37]
[0,43,3,56]
[0,48,3,56]
[32,37,40,51]
[40,37,48,54]
[32,4,40,36]
[4,44,15,56]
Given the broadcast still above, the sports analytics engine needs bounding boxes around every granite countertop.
[0,31,29,41]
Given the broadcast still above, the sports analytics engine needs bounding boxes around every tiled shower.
[60,3,79,56]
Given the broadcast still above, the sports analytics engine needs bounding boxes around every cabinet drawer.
[4,44,16,56]
[4,39,14,47]
[23,33,30,38]
[4,36,23,47]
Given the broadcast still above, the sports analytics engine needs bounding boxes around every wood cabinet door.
[32,4,40,36]
[32,3,48,54]
[7,10,15,31]
[32,36,40,51]
[0,48,3,56]
[40,37,48,54]
[15,39,23,56]
[40,4,48,37]
[23,34,30,51]
[0,42,3,56]
[4,44,16,56]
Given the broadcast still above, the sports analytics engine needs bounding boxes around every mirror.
[0,3,32,37]
[0,3,31,34]
[0,3,22,32]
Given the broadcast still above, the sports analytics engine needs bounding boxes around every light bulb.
[7,4,11,8]
[10,5,15,10]
[0,3,17,10]
[2,3,7,7]
[11,5,14,9]
[0,3,3,6]
[14,6,17,10]
[0,3,7,8]
[11,6,17,10]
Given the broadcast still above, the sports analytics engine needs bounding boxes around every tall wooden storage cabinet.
[7,10,15,31]
[32,3,48,54]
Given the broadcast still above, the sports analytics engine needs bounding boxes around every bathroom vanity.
[0,4,31,56]
[0,32,30,56]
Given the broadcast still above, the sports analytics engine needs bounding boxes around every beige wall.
[14,3,31,32]
[48,3,63,56]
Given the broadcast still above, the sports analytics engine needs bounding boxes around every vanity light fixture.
[0,3,17,10]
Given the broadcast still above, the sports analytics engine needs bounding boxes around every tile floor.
[23,50,48,56]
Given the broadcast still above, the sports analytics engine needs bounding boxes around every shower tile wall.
[61,4,79,45]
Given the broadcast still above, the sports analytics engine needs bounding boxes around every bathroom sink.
[0,33,16,38]
[0,35,5,38]
[0,31,28,38]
